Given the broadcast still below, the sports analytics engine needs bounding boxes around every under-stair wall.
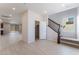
[47,26,58,42]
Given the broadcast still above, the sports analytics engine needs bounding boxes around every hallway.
[0,32,79,55]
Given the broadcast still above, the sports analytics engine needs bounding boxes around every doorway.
[0,23,4,35]
[35,21,40,40]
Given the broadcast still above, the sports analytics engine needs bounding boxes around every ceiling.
[26,3,79,15]
[0,3,79,24]
[0,3,26,24]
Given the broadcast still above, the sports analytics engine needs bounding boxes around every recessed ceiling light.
[44,10,47,14]
[62,4,65,7]
[9,14,12,17]
[12,8,16,10]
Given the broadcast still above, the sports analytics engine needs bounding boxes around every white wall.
[47,27,58,42]
[21,11,28,42]
[40,21,47,39]
[77,8,79,39]
[28,11,48,41]
[22,10,43,43]
[40,14,48,40]
[21,9,48,43]
[28,10,38,43]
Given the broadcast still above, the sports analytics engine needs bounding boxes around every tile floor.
[0,32,79,55]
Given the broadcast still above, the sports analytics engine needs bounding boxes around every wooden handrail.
[48,18,60,26]
[48,18,64,27]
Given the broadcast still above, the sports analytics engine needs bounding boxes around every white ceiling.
[0,3,79,24]
[26,3,79,15]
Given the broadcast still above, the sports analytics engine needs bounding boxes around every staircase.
[48,18,79,46]
[48,18,61,44]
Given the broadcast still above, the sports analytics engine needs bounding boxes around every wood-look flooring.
[0,32,79,55]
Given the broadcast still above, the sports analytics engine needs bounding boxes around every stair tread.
[61,37,79,42]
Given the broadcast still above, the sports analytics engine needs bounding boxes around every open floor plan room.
[0,3,79,55]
